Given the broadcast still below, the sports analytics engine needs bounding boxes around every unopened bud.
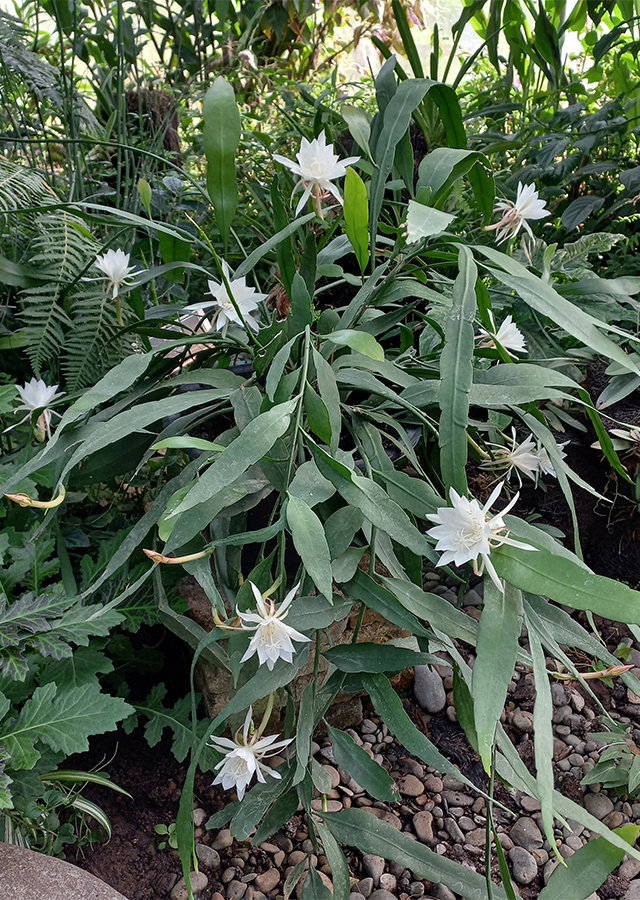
[4,485,66,509]
[142,548,209,565]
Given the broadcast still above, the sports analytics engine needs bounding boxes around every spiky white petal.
[426,484,535,592]
[477,313,527,356]
[185,260,266,334]
[8,379,65,440]
[237,581,310,671]
[95,248,137,299]
[274,132,359,217]
[488,182,549,243]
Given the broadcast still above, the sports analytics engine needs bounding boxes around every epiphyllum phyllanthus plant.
[94,249,137,299]
[7,379,64,440]
[185,261,267,335]
[486,182,549,243]
[426,483,536,591]
[216,581,310,670]
[480,430,566,486]
[273,132,359,219]
[209,706,293,801]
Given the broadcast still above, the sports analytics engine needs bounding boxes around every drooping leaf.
[203,77,241,249]
[286,495,333,602]
[343,168,369,272]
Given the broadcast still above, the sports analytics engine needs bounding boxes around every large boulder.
[0,842,128,900]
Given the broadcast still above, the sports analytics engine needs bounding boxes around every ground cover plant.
[6,2,640,899]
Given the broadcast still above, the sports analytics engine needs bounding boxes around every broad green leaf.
[493,541,640,624]
[294,681,315,785]
[478,248,640,376]
[308,441,437,561]
[538,824,640,900]
[151,436,226,452]
[289,275,314,339]
[302,865,333,900]
[529,630,560,861]
[322,809,510,900]
[266,334,300,402]
[344,168,369,272]
[325,330,384,361]
[324,506,365,560]
[137,178,152,215]
[1,682,133,770]
[288,460,335,508]
[312,757,333,794]
[341,105,372,157]
[313,348,342,453]
[362,673,480,790]
[286,495,333,601]
[405,201,455,243]
[203,77,241,248]
[252,788,299,846]
[439,245,477,495]
[285,595,353,632]
[324,642,436,674]
[167,399,296,521]
[327,725,399,803]
[417,147,494,217]
[473,581,522,772]
[304,384,332,445]
[345,569,433,639]
[383,577,478,645]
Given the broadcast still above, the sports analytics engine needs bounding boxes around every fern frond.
[0,157,55,214]
[62,288,134,391]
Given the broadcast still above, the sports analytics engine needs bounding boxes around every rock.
[397,774,425,797]
[171,873,208,900]
[226,881,248,900]
[510,817,543,852]
[368,892,397,900]
[362,855,385,883]
[431,886,456,900]
[254,870,280,893]
[441,790,474,807]
[212,829,234,850]
[196,844,221,869]
[357,878,374,897]
[311,799,343,812]
[584,792,614,820]
[543,858,561,885]
[463,588,483,606]
[351,895,366,900]
[323,765,341,789]
[414,666,446,713]
[603,810,624,829]
[625,880,640,900]
[509,847,538,885]
[621,860,640,881]
[445,818,465,844]
[409,883,425,897]
[222,869,237,884]
[519,795,542,812]
[464,829,486,848]
[424,775,443,793]
[512,711,534,732]
[379,874,396,893]
[0,843,130,900]
[364,807,402,830]
[413,811,434,843]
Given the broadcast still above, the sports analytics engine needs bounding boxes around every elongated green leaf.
[304,384,332,445]
[315,821,350,900]
[286,494,333,601]
[383,576,478,645]
[313,348,342,453]
[294,681,315,786]
[323,809,510,900]
[167,399,296,521]
[203,77,241,249]
[493,541,640,624]
[529,630,560,861]
[253,788,299,846]
[478,248,640,376]
[391,0,424,76]
[418,148,486,205]
[439,245,477,494]
[308,441,436,561]
[341,105,372,158]
[327,725,399,803]
[231,768,295,841]
[362,673,480,790]
[324,642,436,674]
[473,581,522,773]
[343,168,369,272]
[405,202,455,242]
[151,436,226,452]
[312,757,333,794]
[325,330,384,361]
[235,214,316,279]
[539,824,640,900]
[345,569,433,639]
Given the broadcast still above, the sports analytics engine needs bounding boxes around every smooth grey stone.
[196,844,221,868]
[357,878,374,897]
[620,859,640,880]
[551,683,568,706]
[0,843,129,900]
[509,847,538,885]
[445,817,465,844]
[171,872,208,900]
[431,886,456,900]
[414,666,446,713]
[368,892,397,900]
[413,810,434,843]
[441,790,474,807]
[226,881,248,900]
[362,854,385,884]
[584,792,614,820]
[624,880,640,900]
[510,816,543,852]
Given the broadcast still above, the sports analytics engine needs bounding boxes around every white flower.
[237,581,310,670]
[185,261,266,335]
[477,312,526,356]
[94,249,137,299]
[486,182,549,243]
[273,132,359,218]
[209,708,293,800]
[7,378,65,440]
[481,430,567,486]
[426,483,536,592]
